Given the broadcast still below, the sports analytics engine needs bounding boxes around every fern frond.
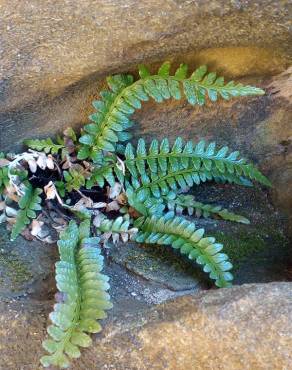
[24,138,65,154]
[11,182,42,240]
[85,162,124,189]
[41,220,112,368]
[167,194,250,224]
[78,62,264,157]
[78,74,135,162]
[63,169,86,192]
[134,212,233,287]
[97,215,138,244]
[124,137,270,201]
[0,153,10,194]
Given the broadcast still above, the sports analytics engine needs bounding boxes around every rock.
[109,183,292,288]
[0,1,291,225]
[0,224,56,299]
[1,282,292,369]
[1,181,290,301]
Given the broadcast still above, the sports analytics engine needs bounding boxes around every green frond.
[85,162,123,189]
[134,212,233,288]
[63,169,86,192]
[167,194,250,224]
[78,74,135,162]
[77,62,264,158]
[0,153,10,194]
[11,182,42,240]
[124,137,270,200]
[41,220,112,369]
[24,138,65,154]
[97,215,138,243]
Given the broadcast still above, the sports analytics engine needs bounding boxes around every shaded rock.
[1,183,290,301]
[109,183,292,289]
[0,224,56,299]
[1,282,292,369]
[109,241,205,291]
[0,1,290,116]
[0,1,291,225]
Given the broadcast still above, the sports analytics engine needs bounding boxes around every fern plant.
[0,61,269,368]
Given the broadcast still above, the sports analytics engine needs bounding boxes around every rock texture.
[0,0,291,224]
[1,283,292,370]
[0,2,292,369]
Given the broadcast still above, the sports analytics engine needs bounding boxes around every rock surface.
[1,282,292,370]
[0,1,291,224]
[0,183,291,369]
[0,2,292,369]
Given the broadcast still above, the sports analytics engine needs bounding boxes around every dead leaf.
[5,206,18,217]
[36,154,47,170]
[0,213,6,224]
[106,200,120,212]
[73,197,94,210]
[47,155,55,170]
[28,159,37,173]
[0,201,5,211]
[92,202,107,209]
[0,158,10,167]
[31,219,44,236]
[93,213,103,228]
[107,182,122,199]
[121,232,129,243]
[116,192,127,205]
[112,233,119,244]
[44,181,57,200]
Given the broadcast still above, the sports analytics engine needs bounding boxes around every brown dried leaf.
[31,219,44,237]
[116,192,128,205]
[44,181,57,200]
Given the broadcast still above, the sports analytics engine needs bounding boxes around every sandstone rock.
[0,1,291,225]
[1,282,292,369]
[0,224,56,299]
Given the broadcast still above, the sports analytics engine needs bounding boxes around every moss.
[0,251,33,290]
[214,227,289,270]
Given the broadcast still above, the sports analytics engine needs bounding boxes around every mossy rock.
[0,224,56,298]
[110,183,292,290]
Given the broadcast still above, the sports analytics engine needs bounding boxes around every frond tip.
[134,213,233,288]
[77,61,265,158]
[124,137,271,201]
[41,220,112,369]
[11,182,42,241]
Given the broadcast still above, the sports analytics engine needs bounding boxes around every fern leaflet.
[24,138,65,154]
[124,137,270,201]
[11,182,42,240]
[78,62,264,157]
[166,194,250,224]
[134,212,233,287]
[41,220,112,368]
